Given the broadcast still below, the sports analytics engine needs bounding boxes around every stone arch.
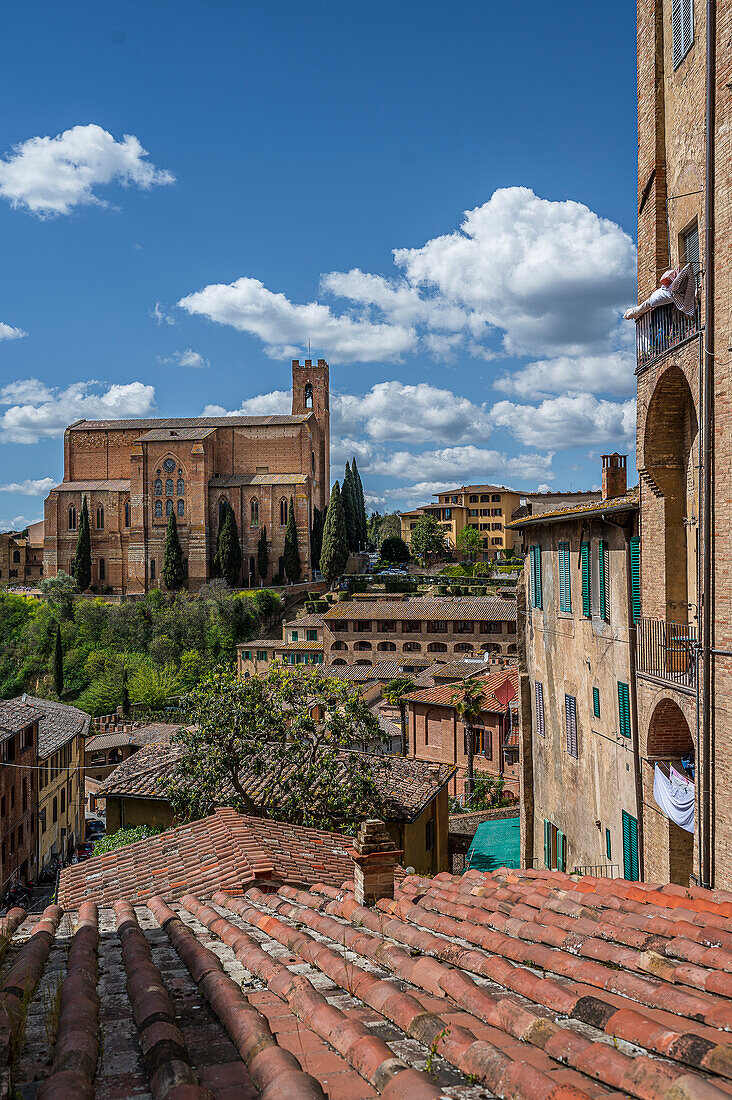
[454,642,474,653]
[377,641,397,652]
[642,365,698,621]
[647,697,694,759]
[331,658,347,666]
[354,640,372,651]
[646,697,695,885]
[332,640,348,652]
[427,642,447,653]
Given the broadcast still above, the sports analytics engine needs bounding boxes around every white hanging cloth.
[653,764,695,833]
[670,263,697,316]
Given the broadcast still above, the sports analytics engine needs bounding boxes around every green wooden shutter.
[544,820,551,869]
[581,542,591,617]
[617,682,631,738]
[592,686,601,719]
[535,546,542,609]
[557,831,567,872]
[630,536,641,623]
[605,827,612,861]
[598,540,609,621]
[558,541,571,613]
[622,810,639,881]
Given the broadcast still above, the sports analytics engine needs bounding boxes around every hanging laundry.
[670,263,697,316]
[670,765,693,788]
[653,764,695,833]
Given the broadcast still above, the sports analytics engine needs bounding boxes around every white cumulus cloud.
[492,392,636,449]
[0,515,39,534]
[0,477,55,496]
[495,350,636,398]
[158,348,209,369]
[0,124,174,216]
[0,379,156,443]
[0,323,27,341]
[334,381,491,443]
[368,445,554,483]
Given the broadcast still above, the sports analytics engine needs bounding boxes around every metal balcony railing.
[636,616,698,688]
[635,302,700,371]
[571,863,620,879]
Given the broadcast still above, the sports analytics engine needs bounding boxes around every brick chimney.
[601,453,627,500]
[352,819,402,906]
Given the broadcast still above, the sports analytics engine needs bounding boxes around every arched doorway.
[646,697,695,885]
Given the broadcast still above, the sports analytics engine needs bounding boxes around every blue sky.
[0,0,639,529]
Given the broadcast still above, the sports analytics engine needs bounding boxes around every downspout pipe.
[700,0,715,888]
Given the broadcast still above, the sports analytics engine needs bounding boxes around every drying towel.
[670,263,697,316]
[654,764,695,833]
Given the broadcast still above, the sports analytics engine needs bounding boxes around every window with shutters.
[672,0,694,69]
[630,536,641,623]
[680,220,700,275]
[622,810,639,881]
[565,694,578,758]
[558,541,572,614]
[530,545,542,609]
[581,542,591,617]
[617,681,631,738]
[543,821,566,872]
[535,682,545,737]
[606,827,612,861]
[592,686,601,720]
[598,540,610,621]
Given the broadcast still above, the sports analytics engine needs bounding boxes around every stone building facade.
[0,520,44,586]
[510,458,643,879]
[0,700,41,892]
[400,485,522,559]
[632,0,731,887]
[43,360,330,593]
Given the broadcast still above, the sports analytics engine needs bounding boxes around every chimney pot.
[601,453,627,500]
[352,819,401,906]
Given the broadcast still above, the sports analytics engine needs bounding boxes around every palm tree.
[383,677,416,756]
[453,678,484,803]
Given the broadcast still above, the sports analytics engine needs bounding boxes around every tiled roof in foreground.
[405,666,519,710]
[8,866,732,1098]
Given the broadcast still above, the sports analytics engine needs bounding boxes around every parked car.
[85,817,105,838]
[76,842,94,861]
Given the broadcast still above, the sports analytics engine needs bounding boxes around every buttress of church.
[43,359,331,593]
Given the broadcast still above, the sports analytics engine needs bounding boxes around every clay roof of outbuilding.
[322,596,517,622]
[49,478,131,492]
[68,413,311,430]
[21,695,90,757]
[508,486,640,528]
[99,738,455,822]
[85,722,180,753]
[404,666,519,710]
[0,698,44,740]
[11,865,732,1097]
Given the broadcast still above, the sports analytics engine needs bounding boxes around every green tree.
[310,507,324,572]
[162,510,186,590]
[383,677,416,756]
[257,526,269,584]
[378,513,402,545]
[40,572,77,621]
[217,504,242,588]
[168,662,387,830]
[410,514,447,563]
[121,667,130,717]
[129,660,183,711]
[453,679,485,800]
[457,524,483,564]
[342,461,358,553]
[52,624,64,698]
[319,481,349,583]
[379,536,410,564]
[283,496,301,582]
[72,497,92,592]
[92,825,164,854]
[351,458,367,550]
[366,511,382,550]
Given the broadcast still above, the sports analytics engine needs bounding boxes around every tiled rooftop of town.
[18,695,90,758]
[405,667,519,710]
[321,597,517,622]
[508,487,639,528]
[0,697,44,741]
[6,863,732,1098]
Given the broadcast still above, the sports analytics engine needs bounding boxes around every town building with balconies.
[400,485,522,559]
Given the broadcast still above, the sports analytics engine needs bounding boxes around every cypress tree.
[352,457,367,550]
[72,496,92,592]
[218,505,242,587]
[283,496,301,582]
[319,481,349,582]
[162,510,186,590]
[257,526,268,583]
[53,625,64,698]
[342,461,358,553]
[310,506,324,571]
[122,668,130,717]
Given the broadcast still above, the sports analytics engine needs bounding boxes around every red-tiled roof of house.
[59,807,354,909]
[9,864,732,1097]
[321,596,517,622]
[508,486,639,528]
[404,666,519,710]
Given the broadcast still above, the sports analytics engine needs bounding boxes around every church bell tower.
[292,358,330,511]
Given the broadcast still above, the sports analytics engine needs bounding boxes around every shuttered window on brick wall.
[557,830,567,873]
[565,694,578,758]
[630,536,641,623]
[558,541,571,614]
[530,545,542,609]
[544,820,551,868]
[622,810,639,881]
[672,0,694,69]
[592,686,601,720]
[618,681,631,738]
[581,542,591,618]
[681,221,700,275]
[598,540,609,622]
[606,827,612,861]
[535,682,545,737]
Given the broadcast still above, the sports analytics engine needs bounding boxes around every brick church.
[43,360,330,593]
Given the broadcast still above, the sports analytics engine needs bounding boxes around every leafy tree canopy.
[283,496,301,582]
[378,536,410,563]
[162,511,186,590]
[456,524,483,563]
[378,513,402,545]
[409,514,447,563]
[319,481,349,582]
[92,825,164,854]
[72,497,92,593]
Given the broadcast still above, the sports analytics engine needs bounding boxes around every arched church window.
[96,506,104,530]
[12,550,20,564]
[176,478,184,496]
[155,500,163,518]
[124,500,131,527]
[166,499,173,517]
[250,498,259,526]
[304,383,314,409]
[279,498,287,526]
[154,479,162,496]
[165,478,174,496]
[177,499,184,517]
[68,506,77,531]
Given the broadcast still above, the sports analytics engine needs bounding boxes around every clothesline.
[653,763,695,833]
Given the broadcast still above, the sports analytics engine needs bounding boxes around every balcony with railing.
[636,616,698,690]
[635,302,700,372]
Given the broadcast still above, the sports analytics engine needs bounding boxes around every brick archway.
[645,696,694,885]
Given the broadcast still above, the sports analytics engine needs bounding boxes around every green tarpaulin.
[466,817,520,872]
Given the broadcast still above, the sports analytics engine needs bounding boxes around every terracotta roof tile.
[404,666,519,710]
[21,695,90,757]
[508,487,639,528]
[0,697,44,739]
[321,597,517,622]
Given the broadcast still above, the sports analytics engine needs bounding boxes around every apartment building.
[631,0,731,887]
[320,597,517,666]
[0,521,44,586]
[510,456,643,878]
[0,699,40,892]
[400,485,521,559]
[238,614,324,678]
[30,697,88,870]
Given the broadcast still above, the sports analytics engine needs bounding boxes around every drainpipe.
[699,0,716,888]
